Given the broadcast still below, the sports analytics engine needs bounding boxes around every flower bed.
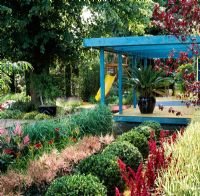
[1,118,181,195]
[0,134,114,195]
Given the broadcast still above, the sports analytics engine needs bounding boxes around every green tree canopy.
[0,0,154,102]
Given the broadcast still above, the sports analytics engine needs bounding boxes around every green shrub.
[76,153,124,195]
[140,121,162,137]
[71,105,112,136]
[22,111,39,120]
[117,131,149,158]
[34,113,52,120]
[0,109,23,119]
[10,101,35,113]
[133,125,154,140]
[0,93,30,104]
[45,174,107,196]
[102,141,142,171]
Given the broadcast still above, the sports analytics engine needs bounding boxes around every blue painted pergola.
[83,35,200,116]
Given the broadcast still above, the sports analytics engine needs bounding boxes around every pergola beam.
[84,35,200,48]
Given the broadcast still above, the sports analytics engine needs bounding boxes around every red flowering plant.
[0,124,30,172]
[153,51,195,99]
[152,0,200,101]
[115,129,181,195]
[152,0,200,55]
[185,81,200,105]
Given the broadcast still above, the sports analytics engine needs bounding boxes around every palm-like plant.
[127,65,173,97]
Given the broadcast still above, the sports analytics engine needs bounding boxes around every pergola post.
[132,56,137,108]
[100,47,105,104]
[198,57,200,81]
[118,52,123,114]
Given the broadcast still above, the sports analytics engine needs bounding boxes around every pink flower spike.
[23,135,30,145]
[14,123,22,136]
[115,187,121,196]
[0,129,5,135]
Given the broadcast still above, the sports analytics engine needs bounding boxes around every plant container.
[138,96,156,114]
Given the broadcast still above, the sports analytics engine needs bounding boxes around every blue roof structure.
[84,35,200,58]
[83,35,200,125]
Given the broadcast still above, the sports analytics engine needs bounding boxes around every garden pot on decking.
[138,96,156,114]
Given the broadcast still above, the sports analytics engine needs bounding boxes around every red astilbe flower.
[117,159,150,196]
[115,187,121,196]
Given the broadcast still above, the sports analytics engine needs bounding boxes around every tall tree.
[83,0,153,37]
[0,0,84,104]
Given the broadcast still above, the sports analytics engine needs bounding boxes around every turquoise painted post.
[118,53,123,114]
[132,56,137,108]
[144,58,147,68]
[198,58,200,81]
[100,47,105,104]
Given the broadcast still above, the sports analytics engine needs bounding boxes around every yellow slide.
[95,74,116,101]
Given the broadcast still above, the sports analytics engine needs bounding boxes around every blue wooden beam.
[84,35,200,48]
[100,47,105,104]
[113,116,190,125]
[118,52,123,114]
[113,44,189,51]
[132,56,137,108]
[130,53,193,59]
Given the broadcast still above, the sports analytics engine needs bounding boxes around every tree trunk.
[25,71,31,96]
[29,72,40,106]
[9,74,15,93]
[65,63,71,97]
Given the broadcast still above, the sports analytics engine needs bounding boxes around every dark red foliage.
[116,129,182,195]
[185,81,200,105]
[153,0,200,36]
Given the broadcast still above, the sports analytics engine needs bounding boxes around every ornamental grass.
[156,121,200,195]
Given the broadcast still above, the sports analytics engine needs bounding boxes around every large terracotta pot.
[138,96,156,114]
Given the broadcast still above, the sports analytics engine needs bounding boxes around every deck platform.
[113,97,195,125]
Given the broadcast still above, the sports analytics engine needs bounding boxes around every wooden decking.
[113,97,195,125]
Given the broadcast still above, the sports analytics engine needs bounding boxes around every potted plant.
[127,65,173,114]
